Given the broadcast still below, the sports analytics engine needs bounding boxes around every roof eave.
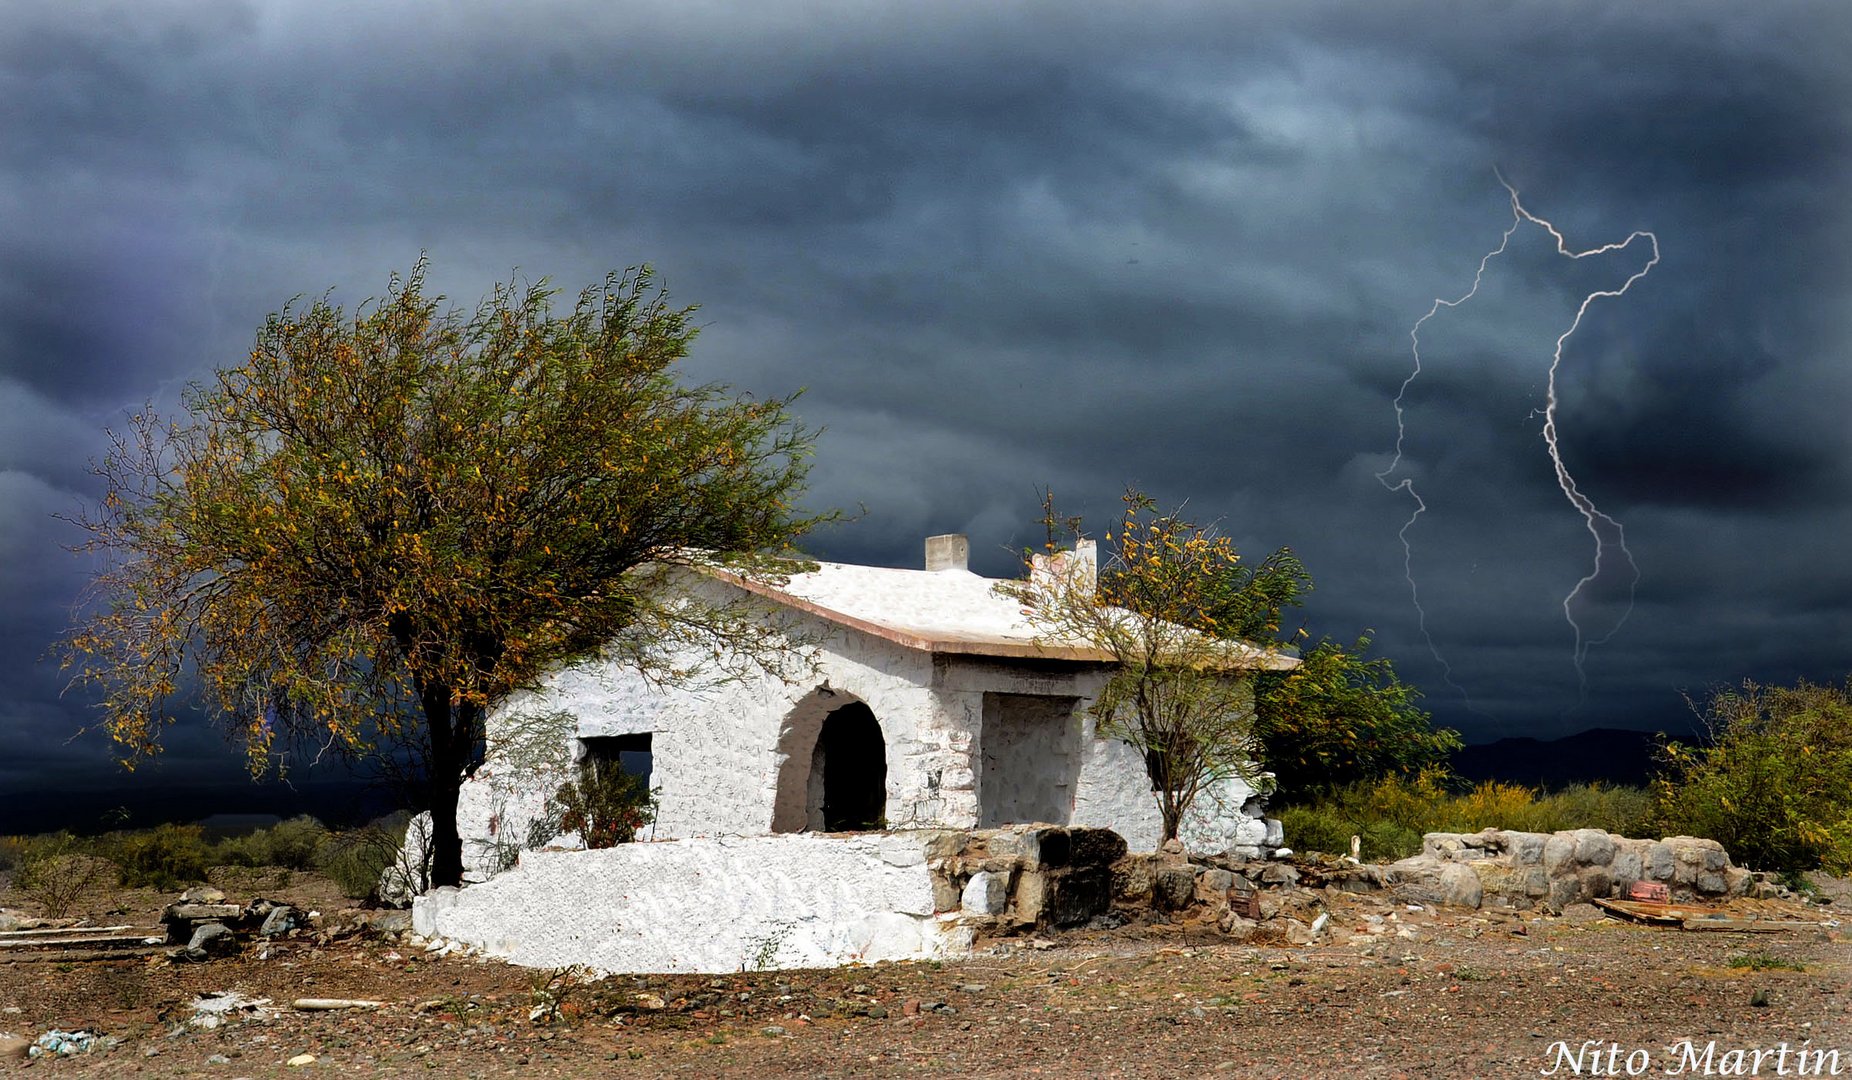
[700,565,1300,670]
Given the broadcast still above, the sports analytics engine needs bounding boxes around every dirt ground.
[2,870,1848,1078]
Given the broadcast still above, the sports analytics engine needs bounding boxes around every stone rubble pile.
[159,885,413,962]
[161,885,306,961]
[1112,838,1333,942]
[923,825,1128,931]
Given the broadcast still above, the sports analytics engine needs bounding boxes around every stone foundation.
[923,824,1127,932]
[1394,829,1753,912]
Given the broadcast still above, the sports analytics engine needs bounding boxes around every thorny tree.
[1006,490,1295,842]
[63,262,825,886]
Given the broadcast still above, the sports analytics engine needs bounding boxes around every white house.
[449,533,1294,879]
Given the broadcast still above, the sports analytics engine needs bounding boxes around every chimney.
[1029,538,1097,594]
[924,533,969,572]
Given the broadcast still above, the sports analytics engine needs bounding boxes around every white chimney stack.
[924,533,969,572]
[1029,538,1097,594]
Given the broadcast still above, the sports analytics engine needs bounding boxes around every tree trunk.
[421,681,468,888]
[1159,792,1183,844]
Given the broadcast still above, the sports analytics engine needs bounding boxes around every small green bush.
[1254,634,1462,794]
[217,815,330,870]
[0,835,25,872]
[100,823,212,889]
[555,767,655,849]
[316,814,411,900]
[1650,678,1852,873]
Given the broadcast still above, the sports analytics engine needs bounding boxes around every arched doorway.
[813,702,887,831]
[769,690,890,833]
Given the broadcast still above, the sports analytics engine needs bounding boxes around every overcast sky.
[4,1,1849,810]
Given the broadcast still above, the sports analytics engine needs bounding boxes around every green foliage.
[1,815,412,905]
[1728,951,1805,973]
[555,767,656,849]
[100,823,213,889]
[1201,546,1313,644]
[214,815,331,870]
[315,815,413,899]
[1013,490,1281,841]
[1280,772,1652,862]
[1254,634,1461,797]
[63,260,828,886]
[1650,678,1852,874]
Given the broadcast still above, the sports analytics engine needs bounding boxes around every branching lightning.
[1376,172,1659,700]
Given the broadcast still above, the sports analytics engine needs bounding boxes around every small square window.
[580,733,652,786]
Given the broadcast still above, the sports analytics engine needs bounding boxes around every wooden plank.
[1593,898,1814,933]
[0,945,166,964]
[1593,897,1681,925]
[1680,917,1807,933]
[0,933,164,951]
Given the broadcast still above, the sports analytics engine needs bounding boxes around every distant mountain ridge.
[0,779,388,836]
[1450,727,1669,790]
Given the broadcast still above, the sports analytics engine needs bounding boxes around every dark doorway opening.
[814,702,886,831]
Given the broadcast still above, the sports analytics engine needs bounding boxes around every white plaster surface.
[413,833,958,973]
[449,561,1281,881]
[752,559,1285,668]
[978,693,1081,828]
[770,563,1079,651]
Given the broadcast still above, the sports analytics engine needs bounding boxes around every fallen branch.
[292,998,385,1011]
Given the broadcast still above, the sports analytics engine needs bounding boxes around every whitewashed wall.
[414,833,966,973]
[452,578,1271,878]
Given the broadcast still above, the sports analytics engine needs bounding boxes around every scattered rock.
[1259,862,1302,887]
[27,1030,113,1058]
[961,871,1007,916]
[181,922,239,962]
[188,991,275,1029]
[258,905,297,937]
[287,1052,318,1066]
[1154,867,1197,910]
[364,909,414,934]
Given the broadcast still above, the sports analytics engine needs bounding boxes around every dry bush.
[16,848,121,918]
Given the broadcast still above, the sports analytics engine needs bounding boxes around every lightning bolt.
[1377,172,1659,702]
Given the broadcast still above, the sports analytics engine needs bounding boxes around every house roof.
[705,560,1298,670]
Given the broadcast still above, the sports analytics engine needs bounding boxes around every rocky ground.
[2,867,1849,1078]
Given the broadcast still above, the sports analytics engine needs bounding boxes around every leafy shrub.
[316,814,412,900]
[1254,634,1462,794]
[1282,772,1652,861]
[1650,679,1852,874]
[13,835,121,917]
[216,815,330,870]
[555,767,655,849]
[0,835,25,872]
[100,823,212,889]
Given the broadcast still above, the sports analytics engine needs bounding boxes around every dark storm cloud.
[2,0,1849,808]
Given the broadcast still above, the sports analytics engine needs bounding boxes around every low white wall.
[413,832,964,974]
